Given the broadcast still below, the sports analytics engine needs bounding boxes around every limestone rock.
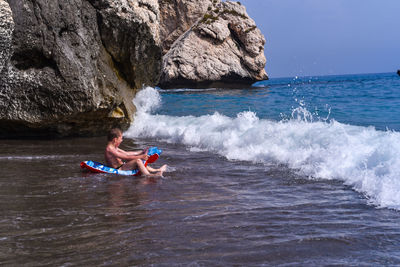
[93,0,161,88]
[159,1,268,88]
[0,0,268,138]
[0,1,13,74]
[0,0,162,138]
[159,0,213,54]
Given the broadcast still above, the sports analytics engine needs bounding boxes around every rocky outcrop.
[159,0,212,54]
[93,0,161,88]
[159,1,268,88]
[0,1,13,74]
[0,0,267,138]
[397,70,400,76]
[0,0,162,138]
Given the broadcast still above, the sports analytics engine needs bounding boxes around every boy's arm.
[121,149,144,156]
[113,148,147,161]
[118,148,148,156]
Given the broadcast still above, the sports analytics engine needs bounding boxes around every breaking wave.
[126,87,400,210]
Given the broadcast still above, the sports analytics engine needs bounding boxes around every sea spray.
[126,87,400,210]
[133,86,162,114]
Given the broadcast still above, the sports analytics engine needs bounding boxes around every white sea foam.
[126,87,400,210]
[0,155,76,161]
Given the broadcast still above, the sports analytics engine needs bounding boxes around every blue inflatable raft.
[80,147,162,176]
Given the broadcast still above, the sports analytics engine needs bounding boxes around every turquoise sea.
[2,72,400,265]
[159,72,400,131]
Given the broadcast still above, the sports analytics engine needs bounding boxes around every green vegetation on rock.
[245,26,257,33]
[200,13,219,24]
[221,9,247,19]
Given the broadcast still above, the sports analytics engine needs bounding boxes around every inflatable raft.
[80,147,162,176]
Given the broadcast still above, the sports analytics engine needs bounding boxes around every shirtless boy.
[104,128,166,176]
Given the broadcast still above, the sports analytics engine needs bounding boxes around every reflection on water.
[1,138,400,265]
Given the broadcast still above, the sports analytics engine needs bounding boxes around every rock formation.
[0,1,12,75]
[158,0,213,54]
[397,70,400,76]
[0,0,267,138]
[159,1,268,88]
[0,0,162,137]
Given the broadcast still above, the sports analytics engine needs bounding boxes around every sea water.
[2,72,400,265]
[126,72,400,210]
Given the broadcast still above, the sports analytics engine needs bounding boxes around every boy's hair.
[107,128,122,141]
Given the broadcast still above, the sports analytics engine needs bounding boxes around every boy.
[104,128,166,176]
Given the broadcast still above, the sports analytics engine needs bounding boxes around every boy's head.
[107,128,122,142]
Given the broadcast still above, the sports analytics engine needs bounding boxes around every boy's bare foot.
[160,164,168,172]
[145,168,165,177]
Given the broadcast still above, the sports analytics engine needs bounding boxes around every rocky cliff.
[0,0,162,137]
[158,0,212,54]
[159,1,267,88]
[0,0,267,138]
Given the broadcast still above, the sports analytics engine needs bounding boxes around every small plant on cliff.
[221,9,247,19]
[245,26,257,33]
[200,13,219,24]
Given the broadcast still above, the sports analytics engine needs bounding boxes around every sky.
[238,0,400,78]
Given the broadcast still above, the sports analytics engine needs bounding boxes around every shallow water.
[2,72,400,265]
[1,138,400,265]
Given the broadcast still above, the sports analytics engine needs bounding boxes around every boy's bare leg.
[146,165,167,173]
[121,159,164,176]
